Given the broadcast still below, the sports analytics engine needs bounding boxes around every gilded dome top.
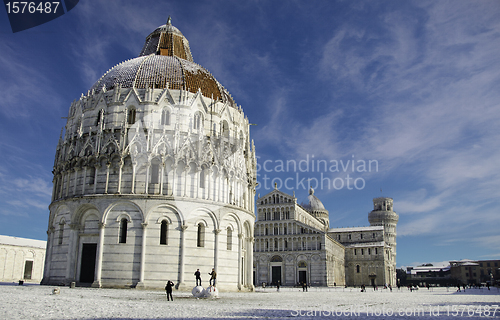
[90,17,235,106]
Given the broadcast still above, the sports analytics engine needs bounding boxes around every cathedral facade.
[42,19,257,291]
[254,188,398,287]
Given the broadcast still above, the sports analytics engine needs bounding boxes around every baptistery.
[42,18,257,291]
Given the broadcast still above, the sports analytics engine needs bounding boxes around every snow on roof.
[0,235,46,249]
[344,241,385,248]
[329,226,384,233]
[408,265,451,275]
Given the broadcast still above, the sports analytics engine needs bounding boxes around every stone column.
[145,162,150,194]
[73,168,79,195]
[131,163,137,194]
[104,163,111,194]
[195,167,200,199]
[214,229,221,279]
[159,162,165,195]
[136,223,148,288]
[92,222,106,288]
[59,172,64,199]
[177,225,188,289]
[183,167,188,197]
[93,165,100,194]
[117,159,123,194]
[217,173,221,202]
[66,223,80,283]
[171,165,177,196]
[82,167,87,195]
[237,233,243,290]
[41,227,55,284]
[207,168,213,200]
[65,171,70,197]
[51,177,57,202]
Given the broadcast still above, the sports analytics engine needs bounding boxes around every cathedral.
[42,18,257,291]
[253,187,398,287]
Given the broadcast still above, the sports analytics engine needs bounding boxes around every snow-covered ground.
[1,283,499,319]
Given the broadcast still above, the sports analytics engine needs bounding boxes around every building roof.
[90,18,236,107]
[343,241,385,248]
[0,235,46,249]
[407,265,451,275]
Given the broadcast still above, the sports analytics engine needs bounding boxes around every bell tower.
[368,197,399,285]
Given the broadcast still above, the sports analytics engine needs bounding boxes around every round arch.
[101,200,144,224]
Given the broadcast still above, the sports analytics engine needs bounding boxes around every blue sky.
[1,0,499,268]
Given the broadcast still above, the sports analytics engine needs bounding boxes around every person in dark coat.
[194,269,202,286]
[209,268,217,286]
[165,280,174,301]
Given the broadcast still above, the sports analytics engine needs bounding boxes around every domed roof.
[301,188,326,211]
[89,17,236,106]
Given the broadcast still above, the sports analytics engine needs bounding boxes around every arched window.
[197,223,205,247]
[199,168,205,189]
[356,265,360,273]
[58,222,64,245]
[226,227,232,250]
[127,108,136,125]
[95,109,104,126]
[239,130,244,147]
[221,120,229,137]
[161,109,170,126]
[150,161,160,184]
[119,218,128,243]
[160,220,168,245]
[193,112,203,130]
[88,166,96,185]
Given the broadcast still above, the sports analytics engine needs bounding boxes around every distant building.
[406,264,451,286]
[450,259,500,285]
[253,187,398,287]
[0,235,46,283]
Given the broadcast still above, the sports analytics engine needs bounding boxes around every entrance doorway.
[23,261,33,279]
[271,266,281,285]
[80,243,97,283]
[299,270,307,284]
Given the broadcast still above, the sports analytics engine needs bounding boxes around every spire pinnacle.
[167,16,172,25]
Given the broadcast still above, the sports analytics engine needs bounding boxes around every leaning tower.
[368,197,399,285]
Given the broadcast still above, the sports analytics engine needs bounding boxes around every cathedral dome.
[90,17,235,106]
[301,188,326,211]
